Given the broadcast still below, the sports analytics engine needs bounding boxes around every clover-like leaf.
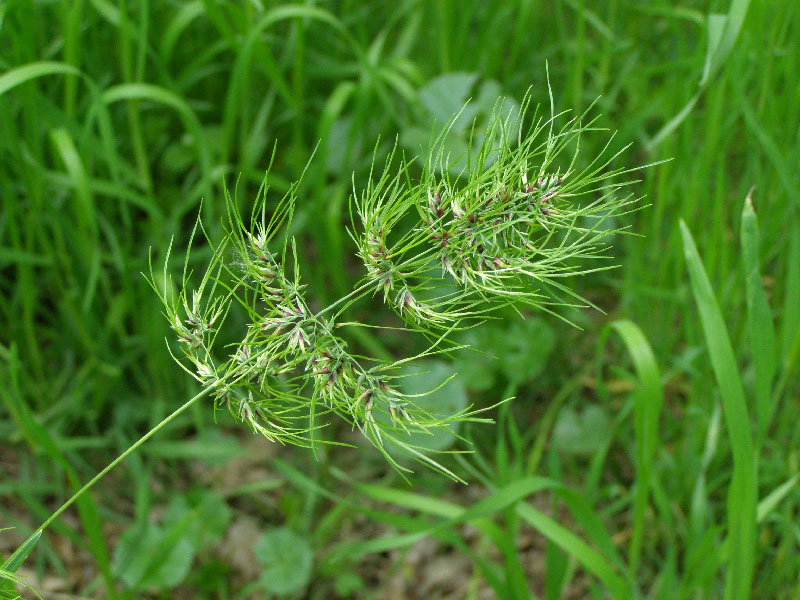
[254,528,313,596]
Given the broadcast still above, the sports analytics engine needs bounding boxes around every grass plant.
[4,95,639,591]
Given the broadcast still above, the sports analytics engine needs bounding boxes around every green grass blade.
[647,0,751,150]
[352,481,459,518]
[603,319,664,579]
[100,83,213,214]
[646,89,701,152]
[700,0,753,87]
[159,0,205,66]
[50,127,100,312]
[680,220,756,600]
[740,192,776,437]
[1,529,41,572]
[351,476,632,598]
[516,503,632,600]
[756,474,800,522]
[0,61,80,97]
[694,473,799,585]
[556,486,626,571]
[544,538,569,600]
[781,232,800,364]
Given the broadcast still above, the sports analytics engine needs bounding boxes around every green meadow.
[1,1,799,598]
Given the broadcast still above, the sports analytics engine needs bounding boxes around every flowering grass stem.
[3,385,216,571]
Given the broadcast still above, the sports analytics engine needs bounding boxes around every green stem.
[6,386,215,566]
[315,281,372,319]
[314,247,438,322]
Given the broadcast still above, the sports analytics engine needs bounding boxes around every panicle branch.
[351,94,640,334]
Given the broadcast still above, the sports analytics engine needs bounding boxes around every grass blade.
[692,472,799,587]
[700,0,752,86]
[680,220,756,600]
[100,83,213,215]
[781,231,800,364]
[756,474,800,522]
[349,476,632,598]
[1,529,41,572]
[515,503,632,600]
[0,61,80,97]
[647,0,751,150]
[602,319,664,578]
[740,192,776,437]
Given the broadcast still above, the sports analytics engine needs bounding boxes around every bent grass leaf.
[600,319,664,577]
[0,61,81,97]
[338,476,632,598]
[680,220,756,600]
[647,1,752,150]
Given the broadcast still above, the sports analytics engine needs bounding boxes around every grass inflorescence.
[150,96,640,479]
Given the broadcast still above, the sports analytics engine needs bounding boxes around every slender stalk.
[314,280,373,319]
[7,386,215,564]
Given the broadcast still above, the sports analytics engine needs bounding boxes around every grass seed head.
[151,90,643,479]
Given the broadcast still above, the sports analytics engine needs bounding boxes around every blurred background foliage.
[1,0,799,598]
